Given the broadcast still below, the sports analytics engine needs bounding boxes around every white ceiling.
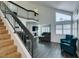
[31,1,79,12]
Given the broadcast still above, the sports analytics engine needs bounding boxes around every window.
[56,13,71,22]
[73,22,77,37]
[56,12,71,35]
[63,24,71,34]
[42,26,50,33]
[56,25,62,34]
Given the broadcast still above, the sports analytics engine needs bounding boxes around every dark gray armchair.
[39,32,51,42]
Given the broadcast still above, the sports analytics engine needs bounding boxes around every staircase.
[0,18,21,58]
[0,1,36,57]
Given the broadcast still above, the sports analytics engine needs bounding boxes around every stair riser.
[0,46,17,55]
[0,26,6,29]
[0,20,2,22]
[0,30,8,34]
[0,52,21,58]
[0,35,11,40]
[0,40,14,48]
[0,31,8,34]
[0,22,4,24]
[0,25,4,26]
[7,52,21,58]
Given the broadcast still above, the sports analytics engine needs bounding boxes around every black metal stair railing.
[0,1,36,57]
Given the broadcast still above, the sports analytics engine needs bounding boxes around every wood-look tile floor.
[33,38,79,58]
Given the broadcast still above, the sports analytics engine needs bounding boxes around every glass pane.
[73,22,77,37]
[7,2,17,12]
[56,25,62,29]
[56,12,71,22]
[63,24,71,29]
[56,25,62,34]
[56,30,62,34]
[18,7,28,18]
[63,30,70,34]
[73,22,77,29]
[73,29,77,37]
[41,27,50,33]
